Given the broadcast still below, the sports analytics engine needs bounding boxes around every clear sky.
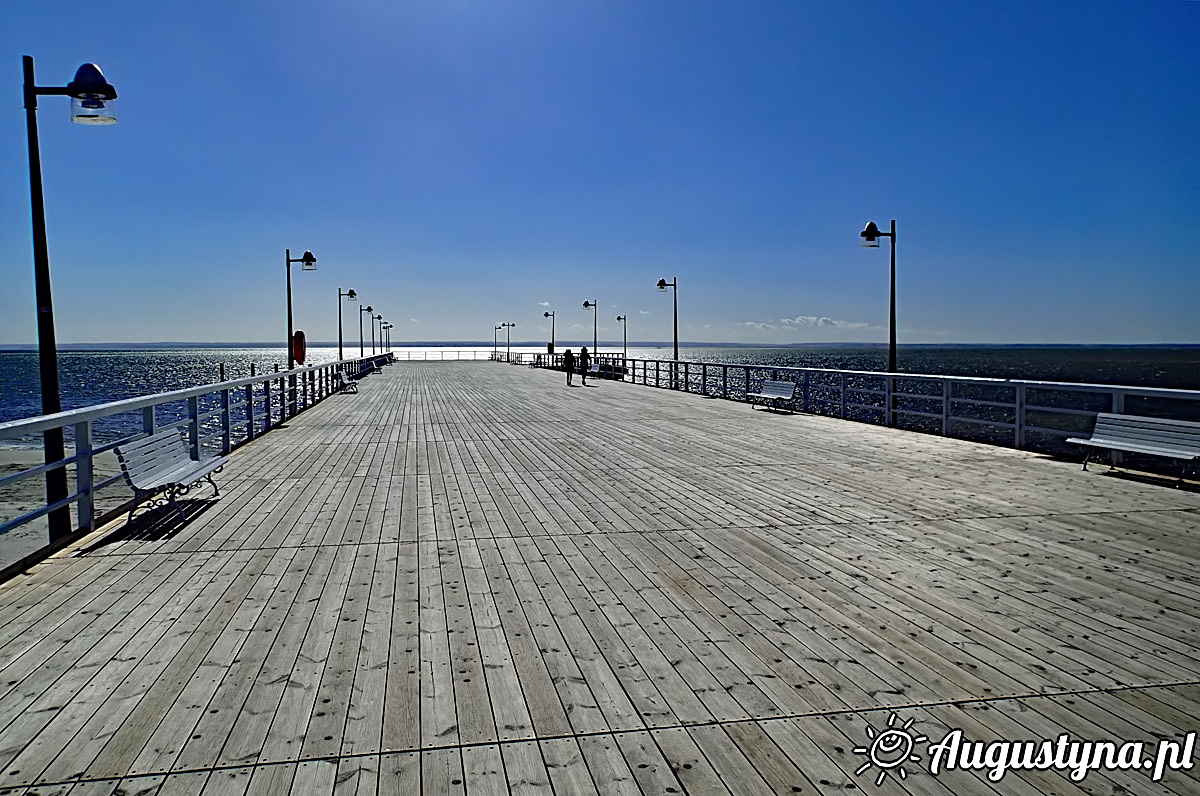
[2,1,1197,347]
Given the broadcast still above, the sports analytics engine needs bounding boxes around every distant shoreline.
[1,342,1197,352]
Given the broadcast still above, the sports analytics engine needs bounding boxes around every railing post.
[840,373,847,419]
[885,376,894,427]
[942,380,951,436]
[188,396,201,459]
[75,420,94,533]
[245,382,256,442]
[683,362,689,393]
[221,387,232,454]
[656,360,660,388]
[264,377,273,429]
[142,406,156,436]
[723,365,728,399]
[1111,390,1125,465]
[802,372,810,412]
[1015,383,1026,448]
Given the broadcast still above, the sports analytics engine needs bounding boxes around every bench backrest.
[115,430,192,483]
[759,380,797,398]
[1090,413,1200,455]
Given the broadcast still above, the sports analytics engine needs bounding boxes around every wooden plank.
[86,545,300,778]
[462,743,507,796]
[258,544,357,762]
[377,752,420,796]
[539,737,599,796]
[213,546,333,766]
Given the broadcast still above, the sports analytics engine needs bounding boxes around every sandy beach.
[0,446,125,568]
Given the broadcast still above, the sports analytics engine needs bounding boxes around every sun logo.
[852,713,927,786]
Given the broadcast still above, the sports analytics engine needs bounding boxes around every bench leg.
[206,473,221,497]
[167,487,186,521]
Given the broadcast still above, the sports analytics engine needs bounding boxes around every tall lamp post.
[337,288,356,361]
[616,315,627,360]
[543,310,555,356]
[860,219,897,373]
[501,322,516,362]
[382,322,392,352]
[284,249,316,418]
[582,300,598,354]
[285,249,317,370]
[655,278,677,362]
[372,314,383,355]
[494,325,502,359]
[359,304,373,357]
[656,277,678,389]
[23,56,118,540]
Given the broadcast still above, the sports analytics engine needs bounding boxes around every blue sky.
[2,1,1197,346]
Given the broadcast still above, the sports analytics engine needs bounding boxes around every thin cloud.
[780,315,880,331]
[538,301,550,307]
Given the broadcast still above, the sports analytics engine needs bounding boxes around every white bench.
[336,371,358,393]
[748,380,798,413]
[114,430,227,521]
[1067,412,1200,482]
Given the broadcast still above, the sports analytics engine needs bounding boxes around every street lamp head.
[346,289,356,300]
[300,250,317,270]
[860,221,882,247]
[583,301,594,309]
[365,305,373,313]
[67,63,117,125]
[544,311,553,318]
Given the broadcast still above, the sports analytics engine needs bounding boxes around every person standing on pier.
[579,347,591,385]
[563,349,575,385]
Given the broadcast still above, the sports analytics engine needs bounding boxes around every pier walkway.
[1,362,1199,795]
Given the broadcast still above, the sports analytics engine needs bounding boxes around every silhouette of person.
[579,347,591,385]
[563,349,575,385]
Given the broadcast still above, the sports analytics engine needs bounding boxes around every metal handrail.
[0,353,392,542]
[531,354,1200,453]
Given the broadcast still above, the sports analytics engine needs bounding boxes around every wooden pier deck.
[1,361,1198,795]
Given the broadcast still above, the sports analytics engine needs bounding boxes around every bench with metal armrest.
[115,430,226,521]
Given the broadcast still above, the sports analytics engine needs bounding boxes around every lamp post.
[543,310,555,356]
[616,315,627,360]
[23,56,119,540]
[285,250,317,370]
[382,322,392,352]
[372,314,383,355]
[284,249,316,418]
[359,304,373,357]
[656,277,678,389]
[337,288,356,360]
[860,219,897,373]
[501,322,516,362]
[494,325,502,359]
[655,278,678,362]
[582,300,598,354]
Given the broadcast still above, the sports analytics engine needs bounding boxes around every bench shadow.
[1094,468,1200,492]
[77,498,219,553]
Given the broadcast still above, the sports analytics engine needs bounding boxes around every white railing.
[0,353,393,550]
[390,349,496,361]
[534,355,1200,454]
